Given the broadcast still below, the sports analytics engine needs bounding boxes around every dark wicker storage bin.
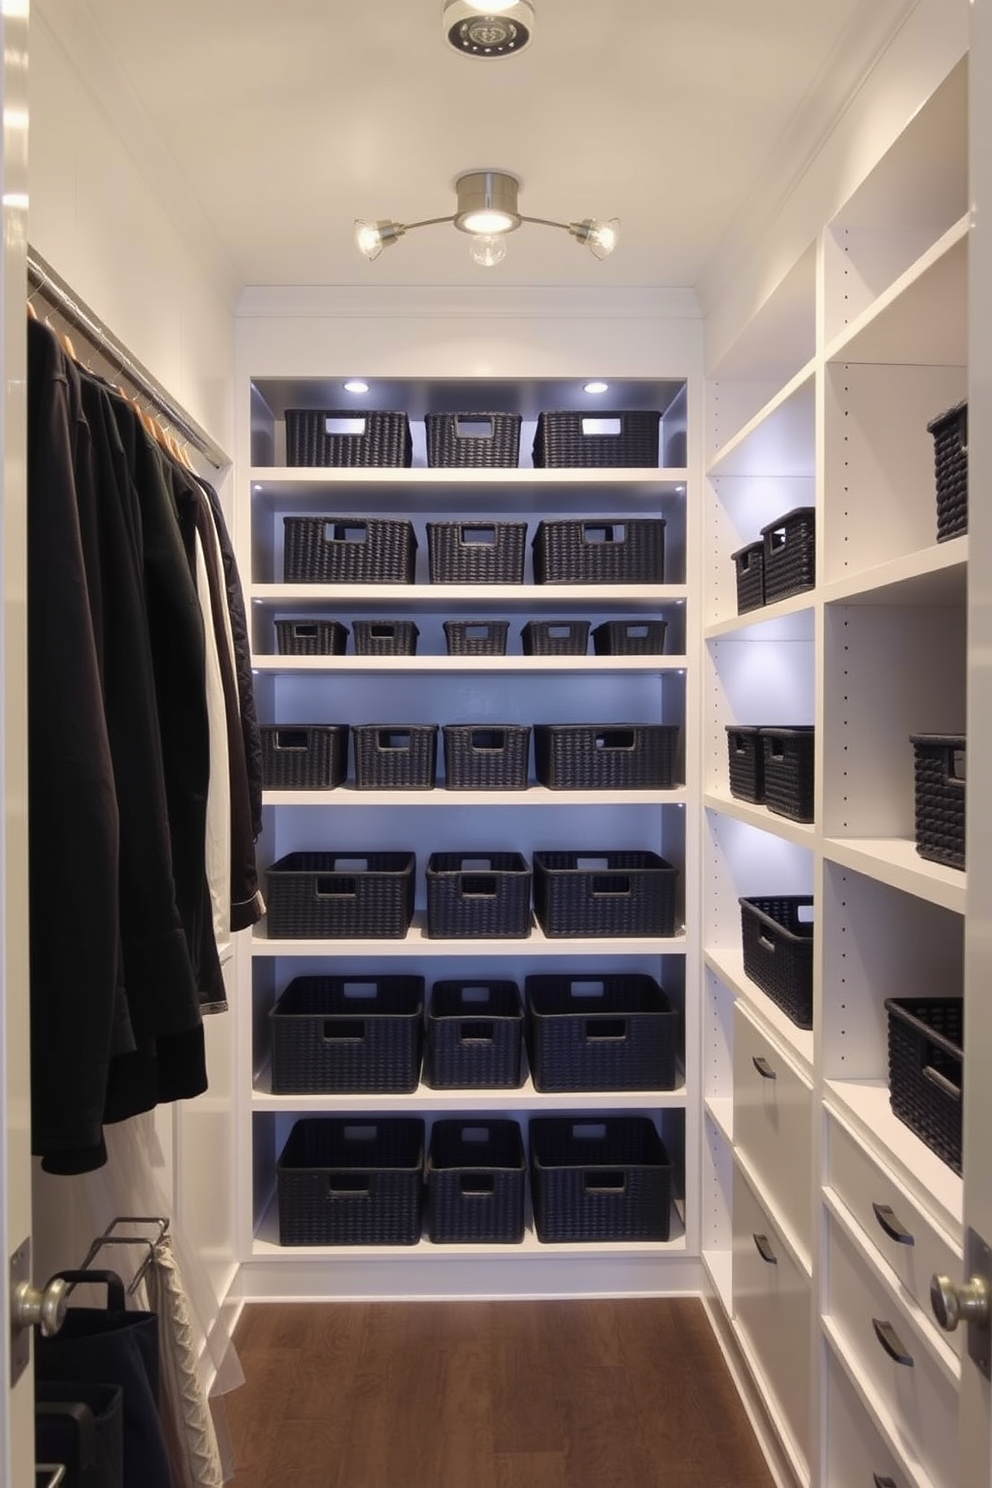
[533,851,679,939]
[761,508,816,603]
[761,726,815,823]
[265,851,416,940]
[285,409,412,468]
[427,1120,526,1244]
[884,997,963,1174]
[739,895,814,1029]
[442,724,531,791]
[532,519,665,585]
[532,411,661,469]
[275,619,349,656]
[425,852,532,939]
[525,973,678,1092]
[726,726,764,804]
[353,724,438,790]
[592,619,668,656]
[911,734,965,870]
[260,725,349,791]
[521,620,590,656]
[533,723,680,791]
[928,400,968,542]
[529,1116,672,1242]
[277,1117,424,1246]
[352,620,420,656]
[425,412,521,469]
[283,517,417,584]
[427,522,527,584]
[732,541,764,613]
[425,980,524,1089]
[443,620,509,656]
[270,975,424,1093]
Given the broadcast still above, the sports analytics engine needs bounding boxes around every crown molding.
[235,284,702,322]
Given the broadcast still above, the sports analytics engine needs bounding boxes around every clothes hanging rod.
[27,248,229,471]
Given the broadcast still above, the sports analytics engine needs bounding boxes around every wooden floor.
[224,1299,776,1488]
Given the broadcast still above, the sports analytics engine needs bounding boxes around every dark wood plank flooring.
[224,1299,775,1488]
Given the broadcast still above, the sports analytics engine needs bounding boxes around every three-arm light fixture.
[355,168,620,269]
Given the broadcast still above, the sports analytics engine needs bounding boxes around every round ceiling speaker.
[442,0,535,58]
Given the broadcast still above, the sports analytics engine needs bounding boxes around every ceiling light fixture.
[343,379,370,394]
[584,381,610,395]
[355,169,619,269]
[442,0,535,58]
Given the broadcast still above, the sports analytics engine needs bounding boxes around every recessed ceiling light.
[584,381,609,395]
[344,380,370,394]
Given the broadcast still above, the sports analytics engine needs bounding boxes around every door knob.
[930,1272,991,1333]
[11,1274,68,1337]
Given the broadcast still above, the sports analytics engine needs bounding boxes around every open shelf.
[252,920,689,958]
[703,949,814,1073]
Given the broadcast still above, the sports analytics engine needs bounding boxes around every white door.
[1,3,35,1484]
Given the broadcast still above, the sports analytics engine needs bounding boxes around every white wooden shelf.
[703,1095,733,1144]
[703,948,814,1073]
[703,791,815,848]
[821,836,966,915]
[251,582,687,607]
[262,786,689,809]
[822,537,967,608]
[704,594,815,641]
[252,653,688,675]
[252,919,688,958]
[250,466,688,492]
[705,362,816,480]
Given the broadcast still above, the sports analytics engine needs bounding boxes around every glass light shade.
[354,219,405,261]
[570,217,620,259]
[470,233,508,267]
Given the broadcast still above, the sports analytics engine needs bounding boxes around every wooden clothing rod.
[27,248,228,471]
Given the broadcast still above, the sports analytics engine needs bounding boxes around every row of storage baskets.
[282,517,666,585]
[726,725,814,823]
[269,973,679,1095]
[276,1115,674,1245]
[283,409,667,470]
[274,616,669,657]
[261,722,682,792]
[264,850,680,940]
[732,507,815,614]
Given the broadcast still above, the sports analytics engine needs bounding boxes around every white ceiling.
[75,0,914,295]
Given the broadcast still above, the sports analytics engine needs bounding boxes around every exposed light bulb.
[569,217,620,260]
[354,219,405,261]
[460,208,516,234]
[470,233,507,268]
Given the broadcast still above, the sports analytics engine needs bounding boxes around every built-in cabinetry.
[702,53,968,1488]
[240,376,702,1296]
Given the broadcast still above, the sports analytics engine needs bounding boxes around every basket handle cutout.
[592,875,631,896]
[796,903,814,926]
[324,416,367,437]
[323,1019,365,1042]
[458,1021,495,1043]
[460,526,496,546]
[571,1123,607,1141]
[767,736,784,759]
[459,1175,495,1196]
[369,624,396,639]
[459,986,493,1004]
[595,730,635,752]
[461,1127,492,1143]
[327,1173,370,1198]
[871,1318,914,1368]
[454,417,494,439]
[948,747,966,782]
[274,729,309,751]
[624,625,649,638]
[463,625,492,640]
[737,551,755,572]
[585,1018,627,1042]
[292,624,318,639]
[922,1062,962,1102]
[547,625,574,639]
[757,932,777,953]
[576,856,610,871]
[325,522,367,544]
[581,523,625,545]
[583,1170,625,1194]
[377,730,411,751]
[460,875,498,898]
[731,732,747,753]
[872,1202,915,1246]
[580,417,622,437]
[470,730,506,751]
[342,982,379,999]
[568,981,606,999]
[316,876,357,897]
[461,858,494,871]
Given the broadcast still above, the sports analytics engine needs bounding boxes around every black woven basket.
[427,1120,526,1244]
[425,412,522,469]
[264,851,416,940]
[270,975,424,1093]
[261,725,349,791]
[532,519,665,585]
[352,620,420,656]
[592,620,668,656]
[760,508,816,604]
[285,409,412,468]
[425,852,532,939]
[533,723,680,791]
[275,619,349,656]
[726,726,764,804]
[532,411,661,469]
[761,727,815,823]
[427,522,527,584]
[529,1117,672,1242]
[443,620,509,655]
[533,851,679,939]
[885,997,963,1174]
[911,734,965,870]
[442,725,531,791]
[732,541,765,613]
[525,973,678,1092]
[521,621,590,656]
[277,1117,424,1246]
[353,724,438,790]
[927,401,968,542]
[424,980,524,1089]
[739,896,814,1028]
[283,517,417,584]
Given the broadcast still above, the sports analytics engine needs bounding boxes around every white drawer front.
[733,1162,811,1474]
[825,1209,958,1488]
[734,1003,812,1257]
[825,1341,915,1488]
[827,1113,962,1358]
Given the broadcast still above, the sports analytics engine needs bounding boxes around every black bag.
[35,1380,124,1488]
[35,1270,173,1488]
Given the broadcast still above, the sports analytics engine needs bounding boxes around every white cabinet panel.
[824,1341,920,1488]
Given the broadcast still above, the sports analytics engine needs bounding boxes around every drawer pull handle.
[872,1202,915,1247]
[873,1477,898,1488]
[872,1318,914,1368]
[752,1055,777,1080]
[753,1233,777,1265]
